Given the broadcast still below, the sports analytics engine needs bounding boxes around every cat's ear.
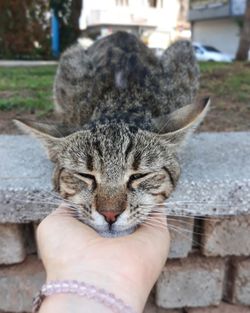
[153,97,210,146]
[13,119,64,162]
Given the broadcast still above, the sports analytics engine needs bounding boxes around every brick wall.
[0,216,250,313]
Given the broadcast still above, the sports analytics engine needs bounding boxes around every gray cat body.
[54,31,199,131]
[16,32,209,236]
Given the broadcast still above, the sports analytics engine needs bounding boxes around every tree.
[0,0,50,59]
[50,0,82,52]
[236,0,250,61]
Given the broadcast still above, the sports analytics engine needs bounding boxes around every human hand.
[37,205,170,312]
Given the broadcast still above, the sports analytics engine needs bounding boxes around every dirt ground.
[1,101,249,135]
[0,110,57,134]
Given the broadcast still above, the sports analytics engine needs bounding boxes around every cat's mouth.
[85,220,137,238]
[98,226,136,238]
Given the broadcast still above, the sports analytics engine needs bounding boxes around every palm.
[37,207,169,310]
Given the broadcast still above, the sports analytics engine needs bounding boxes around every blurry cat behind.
[15,32,209,236]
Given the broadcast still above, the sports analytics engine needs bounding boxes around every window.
[193,46,203,54]
[203,45,221,53]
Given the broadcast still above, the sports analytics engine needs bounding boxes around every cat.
[15,31,209,237]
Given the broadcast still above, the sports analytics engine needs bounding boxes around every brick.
[144,302,181,313]
[230,258,250,306]
[144,293,182,313]
[202,216,250,257]
[0,256,45,312]
[168,217,194,259]
[156,257,225,309]
[0,224,26,264]
[23,224,37,255]
[186,302,250,313]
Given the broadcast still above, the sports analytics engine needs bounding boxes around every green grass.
[199,61,250,104]
[0,62,249,116]
[0,66,56,112]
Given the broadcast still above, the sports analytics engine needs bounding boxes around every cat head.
[15,98,209,236]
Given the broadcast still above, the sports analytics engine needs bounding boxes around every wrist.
[39,293,112,313]
[46,266,147,312]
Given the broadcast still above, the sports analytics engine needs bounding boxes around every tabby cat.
[15,31,209,236]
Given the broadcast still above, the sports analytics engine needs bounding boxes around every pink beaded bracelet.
[32,280,137,313]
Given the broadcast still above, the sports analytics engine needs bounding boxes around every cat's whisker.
[143,220,168,230]
[51,212,77,218]
[145,209,223,220]
[144,209,199,218]
[145,209,210,217]
[32,191,84,211]
[142,220,168,230]
[37,190,75,205]
[166,225,203,247]
[142,214,206,237]
[51,212,79,219]
[164,217,228,254]
[143,206,225,214]
[12,198,62,206]
[168,224,229,254]
[12,194,90,220]
[167,224,203,236]
[137,208,206,224]
[138,213,167,225]
[154,217,196,227]
[140,201,232,207]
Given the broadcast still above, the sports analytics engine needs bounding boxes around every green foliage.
[0,0,82,59]
[0,0,51,59]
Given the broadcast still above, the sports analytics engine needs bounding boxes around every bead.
[72,280,79,290]
[54,282,61,293]
[98,289,108,302]
[105,293,116,306]
[115,298,125,310]
[46,284,54,295]
[89,285,97,297]
[79,284,87,295]
[32,280,136,313]
[62,282,69,292]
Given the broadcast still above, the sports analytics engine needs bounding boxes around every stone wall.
[0,133,249,312]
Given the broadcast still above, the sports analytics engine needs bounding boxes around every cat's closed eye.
[73,172,96,188]
[127,172,165,189]
[129,172,151,182]
[76,172,95,180]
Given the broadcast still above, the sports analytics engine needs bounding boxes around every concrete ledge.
[0,132,250,223]
[0,60,57,67]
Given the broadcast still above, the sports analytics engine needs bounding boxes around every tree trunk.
[236,0,250,61]
[69,0,82,42]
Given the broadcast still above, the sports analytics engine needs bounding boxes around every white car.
[192,43,233,62]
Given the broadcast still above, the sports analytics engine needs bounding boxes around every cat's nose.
[100,211,120,224]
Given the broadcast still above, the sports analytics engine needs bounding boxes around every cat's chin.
[98,226,136,238]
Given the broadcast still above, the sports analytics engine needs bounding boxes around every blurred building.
[79,0,190,49]
[189,0,246,56]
